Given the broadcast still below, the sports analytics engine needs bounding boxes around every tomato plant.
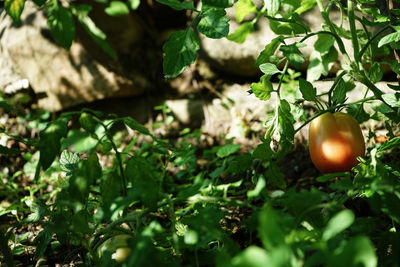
[309,112,365,173]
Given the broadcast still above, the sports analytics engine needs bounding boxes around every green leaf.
[259,63,281,75]
[0,145,22,155]
[71,4,117,59]
[276,99,295,142]
[307,46,337,82]
[123,117,152,136]
[46,1,75,49]
[315,34,335,53]
[323,209,354,241]
[258,206,286,250]
[332,78,347,105]
[0,101,13,111]
[250,74,274,101]
[127,0,141,9]
[255,36,283,66]
[382,93,400,107]
[4,0,26,24]
[79,112,97,133]
[25,204,47,223]
[379,136,400,151]
[39,119,68,170]
[224,246,270,266]
[378,30,400,47]
[216,144,240,158]
[202,0,233,8]
[266,162,286,189]
[163,29,200,79]
[236,0,257,23]
[299,78,316,101]
[34,228,52,260]
[380,192,400,223]
[227,21,255,43]
[252,142,273,160]
[156,0,195,10]
[280,43,305,69]
[265,0,280,16]
[369,62,383,83]
[105,1,130,16]
[59,150,80,175]
[126,157,159,209]
[247,175,266,199]
[198,8,229,39]
[226,153,252,173]
[327,236,377,267]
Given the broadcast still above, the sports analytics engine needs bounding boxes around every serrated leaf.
[79,112,97,133]
[71,4,117,59]
[156,0,195,10]
[198,8,229,39]
[0,145,21,155]
[105,1,130,16]
[327,236,377,267]
[46,2,75,49]
[202,0,233,8]
[34,228,52,259]
[227,21,254,43]
[0,101,13,111]
[236,0,257,23]
[314,34,335,54]
[259,63,281,75]
[378,30,400,47]
[299,78,316,101]
[369,62,383,83]
[265,0,280,17]
[127,0,141,9]
[267,162,286,189]
[123,117,152,136]
[252,142,273,160]
[250,74,274,101]
[255,36,283,66]
[277,99,295,142]
[280,43,305,69]
[39,119,68,170]
[379,136,400,151]
[216,144,240,158]
[323,209,354,240]
[25,204,47,223]
[307,46,337,82]
[382,93,400,107]
[163,29,200,79]
[59,150,80,174]
[332,78,347,105]
[5,0,26,24]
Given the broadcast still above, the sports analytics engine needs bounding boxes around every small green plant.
[1,0,400,266]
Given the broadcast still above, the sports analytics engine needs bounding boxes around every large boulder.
[0,2,147,111]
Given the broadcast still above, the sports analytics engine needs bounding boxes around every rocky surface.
[0,2,146,111]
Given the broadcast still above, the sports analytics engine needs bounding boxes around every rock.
[0,2,146,111]
[166,99,205,126]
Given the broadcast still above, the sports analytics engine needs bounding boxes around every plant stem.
[0,230,15,267]
[358,24,392,61]
[347,0,360,62]
[294,96,377,134]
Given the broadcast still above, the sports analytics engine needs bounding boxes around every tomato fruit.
[309,112,365,173]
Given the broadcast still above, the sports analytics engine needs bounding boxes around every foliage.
[1,0,400,266]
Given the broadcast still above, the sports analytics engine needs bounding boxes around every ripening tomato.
[309,112,365,173]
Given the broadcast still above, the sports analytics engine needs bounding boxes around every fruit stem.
[294,96,377,134]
